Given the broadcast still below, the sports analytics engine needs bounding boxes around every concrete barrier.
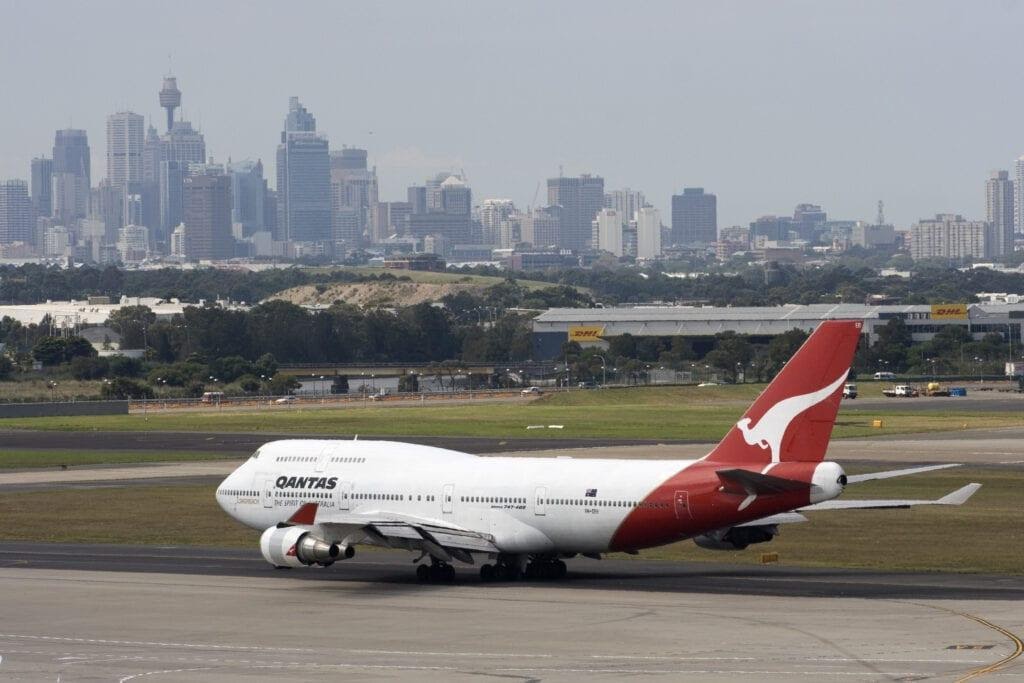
[0,400,129,418]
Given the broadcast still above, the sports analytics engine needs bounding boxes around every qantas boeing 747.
[216,320,980,582]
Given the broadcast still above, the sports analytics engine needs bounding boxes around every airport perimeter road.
[0,548,1021,681]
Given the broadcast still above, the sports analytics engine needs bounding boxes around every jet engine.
[260,526,355,568]
[693,524,778,551]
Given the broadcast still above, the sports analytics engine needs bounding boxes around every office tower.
[382,201,412,237]
[30,157,53,218]
[158,76,182,132]
[90,180,125,243]
[52,129,90,188]
[329,147,378,243]
[51,171,88,229]
[0,180,33,244]
[671,187,717,245]
[520,206,561,247]
[986,170,1015,258]
[161,121,206,166]
[480,199,517,247]
[264,189,278,239]
[592,208,623,256]
[106,111,145,188]
[118,224,150,263]
[604,188,645,226]
[793,203,827,241]
[228,159,267,238]
[405,175,472,243]
[276,97,330,244]
[159,161,188,249]
[910,214,988,261]
[183,174,233,260]
[547,174,604,252]
[43,225,69,257]
[407,185,427,214]
[1016,156,1024,234]
[749,215,794,242]
[636,206,662,259]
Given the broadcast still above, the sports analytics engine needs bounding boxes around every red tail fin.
[705,320,862,465]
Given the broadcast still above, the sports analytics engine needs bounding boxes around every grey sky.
[2,0,1022,229]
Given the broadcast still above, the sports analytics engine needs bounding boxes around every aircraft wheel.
[555,560,567,578]
[443,564,456,582]
[416,564,430,583]
[480,564,495,582]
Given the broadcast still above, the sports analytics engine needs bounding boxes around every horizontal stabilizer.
[846,463,960,484]
[802,483,981,511]
[717,468,810,496]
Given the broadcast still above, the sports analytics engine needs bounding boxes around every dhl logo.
[930,304,968,320]
[568,325,605,341]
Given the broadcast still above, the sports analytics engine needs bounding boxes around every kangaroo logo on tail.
[736,371,849,463]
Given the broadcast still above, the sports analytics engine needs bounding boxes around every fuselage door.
[262,477,275,509]
[442,484,454,514]
[534,486,547,516]
[315,446,333,473]
[337,480,353,511]
[674,490,690,520]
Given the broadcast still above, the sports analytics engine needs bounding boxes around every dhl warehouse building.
[531,302,1024,359]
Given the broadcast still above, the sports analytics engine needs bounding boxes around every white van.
[873,371,896,381]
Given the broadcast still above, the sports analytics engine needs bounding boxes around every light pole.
[593,355,607,387]
[319,375,325,397]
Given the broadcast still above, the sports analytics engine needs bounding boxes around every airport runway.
[0,546,1021,681]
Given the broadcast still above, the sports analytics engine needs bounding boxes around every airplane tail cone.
[705,320,863,466]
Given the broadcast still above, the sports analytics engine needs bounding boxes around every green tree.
[0,356,14,380]
[32,337,66,366]
[704,331,754,382]
[107,306,156,349]
[100,378,155,400]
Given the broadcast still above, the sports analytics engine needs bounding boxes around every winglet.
[287,502,319,525]
[937,483,982,505]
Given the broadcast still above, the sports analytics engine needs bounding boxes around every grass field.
[0,467,1017,573]
[323,267,558,290]
[0,449,232,470]
[2,384,1022,441]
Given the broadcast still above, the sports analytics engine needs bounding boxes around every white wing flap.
[735,512,809,527]
[311,510,500,555]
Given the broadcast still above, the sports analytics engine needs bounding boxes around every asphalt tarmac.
[0,545,1021,681]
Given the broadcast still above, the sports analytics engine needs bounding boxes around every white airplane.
[217,320,980,582]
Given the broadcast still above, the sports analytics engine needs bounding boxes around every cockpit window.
[250,448,261,460]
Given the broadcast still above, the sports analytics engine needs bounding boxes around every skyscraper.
[985,170,1014,259]
[106,111,145,188]
[329,148,378,243]
[30,157,53,218]
[604,188,646,227]
[636,207,662,259]
[52,129,90,188]
[547,174,604,252]
[183,174,233,260]
[276,97,330,244]
[159,160,188,246]
[480,199,517,247]
[671,187,717,245]
[520,206,561,247]
[593,208,623,256]
[1015,156,1024,235]
[0,180,33,244]
[228,159,268,237]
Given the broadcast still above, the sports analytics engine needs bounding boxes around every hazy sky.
[2,0,1022,228]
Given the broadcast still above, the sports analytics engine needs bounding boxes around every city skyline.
[2,1,1023,229]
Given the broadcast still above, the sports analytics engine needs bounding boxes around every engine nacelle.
[259,526,354,568]
[693,525,778,551]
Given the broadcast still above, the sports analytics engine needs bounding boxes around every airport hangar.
[531,302,1024,359]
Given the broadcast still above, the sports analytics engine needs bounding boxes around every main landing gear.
[479,555,567,582]
[416,560,455,583]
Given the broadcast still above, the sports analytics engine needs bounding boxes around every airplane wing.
[801,483,981,511]
[283,503,499,562]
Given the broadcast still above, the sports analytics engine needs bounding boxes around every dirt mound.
[269,281,482,308]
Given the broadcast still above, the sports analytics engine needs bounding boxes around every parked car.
[873,371,896,381]
[843,382,858,399]
[274,395,297,404]
[521,386,543,395]
[200,391,224,404]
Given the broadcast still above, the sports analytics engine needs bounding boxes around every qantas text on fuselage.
[217,320,980,582]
